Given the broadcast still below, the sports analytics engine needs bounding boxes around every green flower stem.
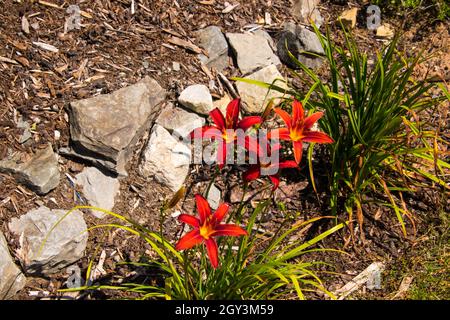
[204,166,220,198]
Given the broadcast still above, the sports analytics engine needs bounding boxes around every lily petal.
[243,165,261,182]
[175,229,203,250]
[303,131,334,144]
[278,160,299,169]
[226,98,240,129]
[213,203,230,223]
[269,175,280,190]
[213,224,248,237]
[292,100,304,124]
[238,116,262,131]
[293,140,304,164]
[209,108,226,131]
[195,194,211,224]
[267,128,291,140]
[178,214,200,228]
[304,112,324,130]
[274,108,292,128]
[190,126,222,140]
[205,238,219,269]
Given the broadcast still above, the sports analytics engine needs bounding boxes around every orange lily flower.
[268,100,333,164]
[243,137,298,190]
[191,98,262,168]
[175,194,247,268]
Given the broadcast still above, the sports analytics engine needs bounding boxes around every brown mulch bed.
[0,0,448,299]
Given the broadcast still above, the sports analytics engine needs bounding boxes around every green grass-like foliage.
[59,204,344,300]
[236,27,448,236]
[373,0,450,21]
[298,26,448,235]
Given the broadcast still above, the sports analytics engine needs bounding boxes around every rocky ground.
[0,0,448,300]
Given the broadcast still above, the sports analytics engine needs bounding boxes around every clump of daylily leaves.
[176,98,333,269]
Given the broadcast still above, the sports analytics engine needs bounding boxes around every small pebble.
[172,62,181,71]
[171,210,181,218]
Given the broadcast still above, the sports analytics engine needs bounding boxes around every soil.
[0,0,448,300]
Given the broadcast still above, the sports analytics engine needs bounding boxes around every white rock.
[236,65,287,114]
[139,125,191,192]
[207,184,221,210]
[172,62,181,71]
[8,206,88,275]
[0,232,26,299]
[226,33,281,74]
[75,167,120,218]
[156,103,205,138]
[178,84,213,115]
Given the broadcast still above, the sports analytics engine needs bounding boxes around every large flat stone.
[8,206,88,275]
[0,232,26,299]
[156,103,205,138]
[67,76,166,176]
[236,65,287,114]
[139,125,190,192]
[195,26,229,72]
[226,33,281,75]
[0,144,60,195]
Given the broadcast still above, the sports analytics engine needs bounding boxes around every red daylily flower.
[268,100,333,164]
[175,194,247,269]
[243,137,298,190]
[191,98,262,168]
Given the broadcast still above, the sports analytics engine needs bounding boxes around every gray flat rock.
[195,26,229,71]
[8,206,88,275]
[75,166,120,218]
[0,144,60,195]
[226,33,281,74]
[277,23,325,70]
[156,103,205,138]
[67,76,166,176]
